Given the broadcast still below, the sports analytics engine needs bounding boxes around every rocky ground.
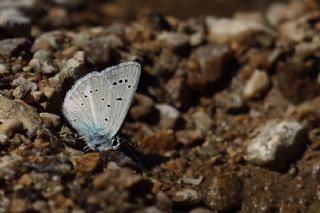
[1,0,320,212]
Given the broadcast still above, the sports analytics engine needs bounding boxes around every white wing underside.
[62,62,141,138]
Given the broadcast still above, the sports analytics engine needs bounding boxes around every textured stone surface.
[245,120,308,170]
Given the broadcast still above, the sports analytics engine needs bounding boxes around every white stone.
[245,120,307,170]
[243,69,270,99]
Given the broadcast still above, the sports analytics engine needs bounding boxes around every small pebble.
[0,64,9,74]
[41,61,57,75]
[28,58,41,72]
[130,94,154,121]
[12,77,38,91]
[0,133,8,145]
[182,175,203,186]
[0,38,30,58]
[165,77,192,110]
[189,43,232,87]
[78,35,123,64]
[243,69,270,100]
[191,110,214,132]
[190,31,205,47]
[0,119,23,138]
[172,188,201,206]
[30,90,44,102]
[155,103,181,129]
[140,129,176,154]
[206,16,272,43]
[157,32,190,53]
[176,129,203,146]
[49,51,85,92]
[39,112,61,129]
[189,208,214,213]
[13,86,28,99]
[33,49,52,62]
[72,152,100,173]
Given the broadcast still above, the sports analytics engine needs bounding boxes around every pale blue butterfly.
[62,62,141,151]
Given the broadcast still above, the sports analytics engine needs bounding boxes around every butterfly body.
[62,62,141,151]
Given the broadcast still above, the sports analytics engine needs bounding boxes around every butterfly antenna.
[120,138,146,171]
[82,145,91,153]
[77,135,88,140]
[121,137,137,147]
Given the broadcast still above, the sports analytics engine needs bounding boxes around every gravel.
[0,0,320,212]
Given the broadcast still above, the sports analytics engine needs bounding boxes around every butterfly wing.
[101,61,141,137]
[62,72,113,138]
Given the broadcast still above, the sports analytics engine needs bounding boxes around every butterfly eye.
[111,139,120,150]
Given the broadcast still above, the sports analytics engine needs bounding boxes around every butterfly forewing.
[62,72,113,137]
[101,62,141,137]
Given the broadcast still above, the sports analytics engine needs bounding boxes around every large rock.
[0,94,41,137]
[0,94,58,143]
[244,120,308,170]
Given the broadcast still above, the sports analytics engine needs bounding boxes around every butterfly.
[62,62,141,151]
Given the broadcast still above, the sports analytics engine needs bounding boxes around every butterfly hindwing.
[62,72,113,137]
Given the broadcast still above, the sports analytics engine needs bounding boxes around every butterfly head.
[88,134,121,151]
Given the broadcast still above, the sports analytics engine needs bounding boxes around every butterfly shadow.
[119,142,169,171]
